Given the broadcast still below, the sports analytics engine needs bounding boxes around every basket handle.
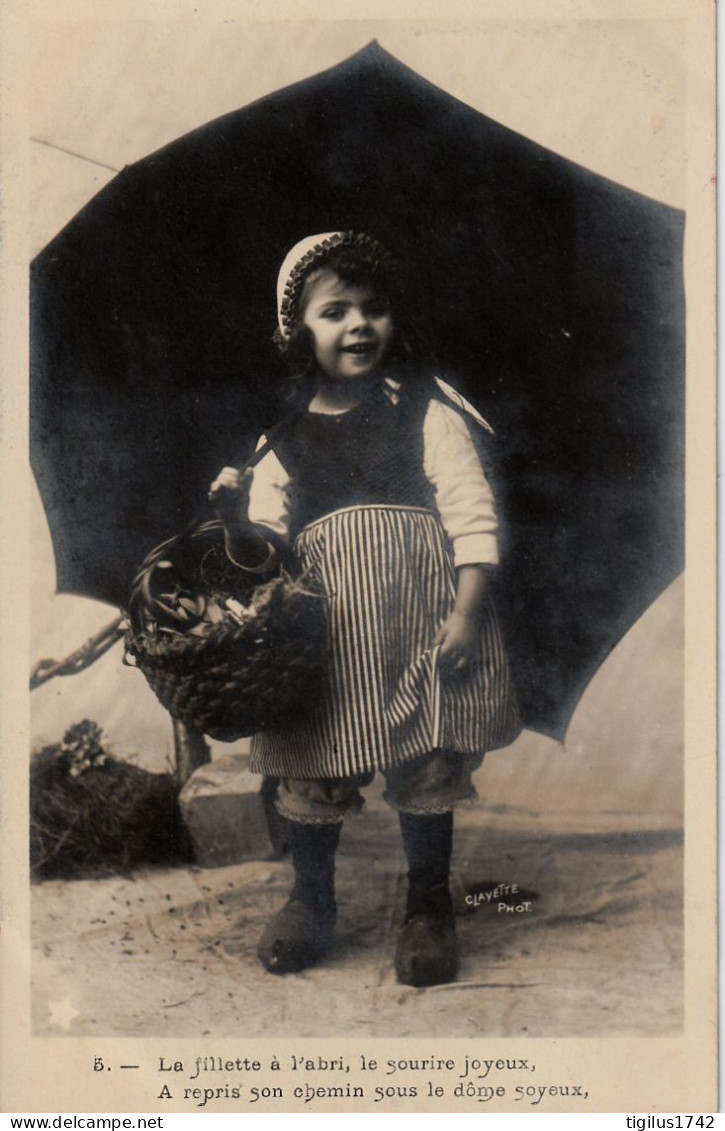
[126,412,300,635]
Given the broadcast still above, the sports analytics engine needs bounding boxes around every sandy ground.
[31,782,682,1039]
[29,485,683,1039]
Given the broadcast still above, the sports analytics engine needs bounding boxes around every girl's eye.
[366,302,390,319]
[320,307,345,320]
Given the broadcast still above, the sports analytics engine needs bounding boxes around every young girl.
[210,231,520,986]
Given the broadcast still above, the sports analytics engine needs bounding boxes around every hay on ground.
[30,720,191,881]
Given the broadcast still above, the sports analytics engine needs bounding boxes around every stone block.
[179,753,283,867]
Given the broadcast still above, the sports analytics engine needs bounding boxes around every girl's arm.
[423,399,500,671]
[422,399,499,568]
[209,466,275,570]
[209,439,292,571]
[435,564,494,671]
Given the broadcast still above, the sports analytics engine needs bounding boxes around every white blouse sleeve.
[423,399,500,568]
[246,435,293,545]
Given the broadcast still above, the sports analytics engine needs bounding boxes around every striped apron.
[250,504,520,779]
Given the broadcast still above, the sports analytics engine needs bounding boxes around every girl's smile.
[302,269,394,384]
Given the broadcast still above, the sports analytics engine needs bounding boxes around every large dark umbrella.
[31,43,684,740]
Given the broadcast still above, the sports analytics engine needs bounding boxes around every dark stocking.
[258,821,340,974]
[395,811,458,986]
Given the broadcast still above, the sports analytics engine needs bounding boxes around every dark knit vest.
[273,381,435,538]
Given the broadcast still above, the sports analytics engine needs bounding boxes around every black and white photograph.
[1,0,716,1115]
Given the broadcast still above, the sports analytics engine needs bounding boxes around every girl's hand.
[435,610,480,673]
[434,563,493,674]
[210,466,241,493]
[209,466,244,523]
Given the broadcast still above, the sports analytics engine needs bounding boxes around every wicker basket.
[124,520,328,741]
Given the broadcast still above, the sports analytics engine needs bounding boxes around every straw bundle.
[30,720,189,880]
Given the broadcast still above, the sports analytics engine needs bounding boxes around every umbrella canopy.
[30,42,684,740]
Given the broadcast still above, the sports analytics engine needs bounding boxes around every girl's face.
[301,269,394,382]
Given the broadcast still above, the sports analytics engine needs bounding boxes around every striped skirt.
[250,505,520,778]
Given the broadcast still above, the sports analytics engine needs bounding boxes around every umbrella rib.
[30,137,120,173]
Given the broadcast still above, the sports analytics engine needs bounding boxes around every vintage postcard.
[0,0,717,1116]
